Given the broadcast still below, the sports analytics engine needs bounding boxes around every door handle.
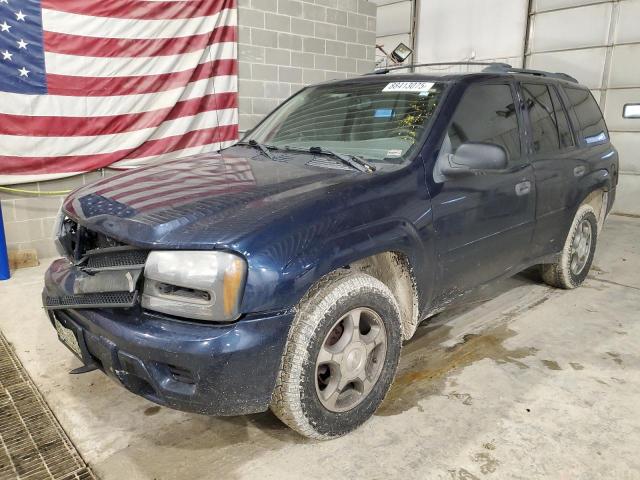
[574,166,586,177]
[515,181,531,196]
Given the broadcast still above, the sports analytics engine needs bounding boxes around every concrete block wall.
[0,0,377,263]
[237,0,377,132]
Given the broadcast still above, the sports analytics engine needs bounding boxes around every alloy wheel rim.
[570,219,592,276]
[315,307,387,413]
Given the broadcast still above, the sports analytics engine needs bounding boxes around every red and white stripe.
[0,0,238,185]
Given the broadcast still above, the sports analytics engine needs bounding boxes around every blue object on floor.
[0,205,10,280]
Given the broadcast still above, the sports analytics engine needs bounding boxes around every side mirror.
[440,142,508,176]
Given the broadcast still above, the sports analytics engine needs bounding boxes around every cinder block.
[326,40,347,57]
[252,63,279,81]
[279,66,303,83]
[29,239,58,260]
[1,199,16,222]
[252,98,280,115]
[357,58,372,74]
[337,0,358,13]
[325,71,348,81]
[347,12,367,30]
[303,68,327,84]
[347,43,367,59]
[337,25,357,43]
[278,33,303,51]
[14,197,62,222]
[358,29,375,46]
[250,0,272,12]
[4,222,28,244]
[4,219,43,244]
[303,3,326,22]
[239,8,265,28]
[252,29,279,48]
[337,56,359,73]
[266,13,291,32]
[239,96,253,113]
[358,0,376,17]
[291,18,314,35]
[326,9,348,26]
[264,82,291,99]
[278,0,303,17]
[315,23,337,40]
[292,51,315,68]
[239,79,266,97]
[317,0,338,8]
[265,47,291,66]
[304,37,326,54]
[238,25,251,44]
[239,61,252,78]
[315,54,337,71]
[239,44,265,63]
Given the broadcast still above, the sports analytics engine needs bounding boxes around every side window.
[564,87,608,145]
[521,83,559,154]
[549,86,575,149]
[448,84,521,163]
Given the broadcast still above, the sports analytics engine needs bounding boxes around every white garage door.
[526,0,640,215]
[372,0,415,67]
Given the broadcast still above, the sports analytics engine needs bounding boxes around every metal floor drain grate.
[0,332,97,480]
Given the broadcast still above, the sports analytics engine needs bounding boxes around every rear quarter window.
[564,87,609,145]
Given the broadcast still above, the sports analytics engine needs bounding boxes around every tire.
[541,205,598,289]
[270,271,402,439]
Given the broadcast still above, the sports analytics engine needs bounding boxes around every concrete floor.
[1,215,639,480]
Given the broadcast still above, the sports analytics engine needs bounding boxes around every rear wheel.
[541,206,598,289]
[270,272,402,439]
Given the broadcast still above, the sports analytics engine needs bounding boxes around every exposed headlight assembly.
[142,251,247,322]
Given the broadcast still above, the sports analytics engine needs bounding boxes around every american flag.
[0,0,238,185]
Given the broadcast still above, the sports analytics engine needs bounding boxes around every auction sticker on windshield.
[383,82,434,93]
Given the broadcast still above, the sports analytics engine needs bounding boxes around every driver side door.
[430,81,536,295]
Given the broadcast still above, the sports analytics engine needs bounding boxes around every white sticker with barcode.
[383,81,434,93]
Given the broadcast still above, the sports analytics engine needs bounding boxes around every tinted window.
[549,86,574,149]
[564,87,608,145]
[522,83,559,154]
[448,84,521,162]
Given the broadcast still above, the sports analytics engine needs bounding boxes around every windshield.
[245,80,447,164]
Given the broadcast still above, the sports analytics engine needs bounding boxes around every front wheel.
[541,206,598,289]
[270,272,402,439]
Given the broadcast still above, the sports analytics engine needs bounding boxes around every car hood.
[63,149,357,249]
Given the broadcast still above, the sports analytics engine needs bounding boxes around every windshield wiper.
[236,139,275,160]
[303,146,376,173]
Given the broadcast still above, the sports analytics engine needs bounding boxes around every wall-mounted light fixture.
[623,103,640,119]
[391,42,414,64]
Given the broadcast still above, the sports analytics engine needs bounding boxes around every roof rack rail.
[481,64,579,83]
[368,62,513,75]
[368,62,579,84]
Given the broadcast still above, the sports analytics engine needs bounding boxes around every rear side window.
[448,83,521,163]
[521,83,560,154]
[549,86,575,149]
[564,87,608,145]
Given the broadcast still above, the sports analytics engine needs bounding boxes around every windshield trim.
[241,79,453,169]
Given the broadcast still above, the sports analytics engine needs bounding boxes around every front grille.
[85,248,149,271]
[44,292,137,309]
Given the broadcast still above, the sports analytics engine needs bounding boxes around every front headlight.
[141,251,247,322]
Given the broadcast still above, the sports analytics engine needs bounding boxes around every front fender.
[240,216,434,315]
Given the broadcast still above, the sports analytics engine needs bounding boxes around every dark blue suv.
[44,64,618,439]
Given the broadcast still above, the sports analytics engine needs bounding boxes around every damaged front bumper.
[43,259,294,416]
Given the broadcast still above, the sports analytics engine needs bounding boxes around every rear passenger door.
[431,81,536,293]
[519,81,580,259]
